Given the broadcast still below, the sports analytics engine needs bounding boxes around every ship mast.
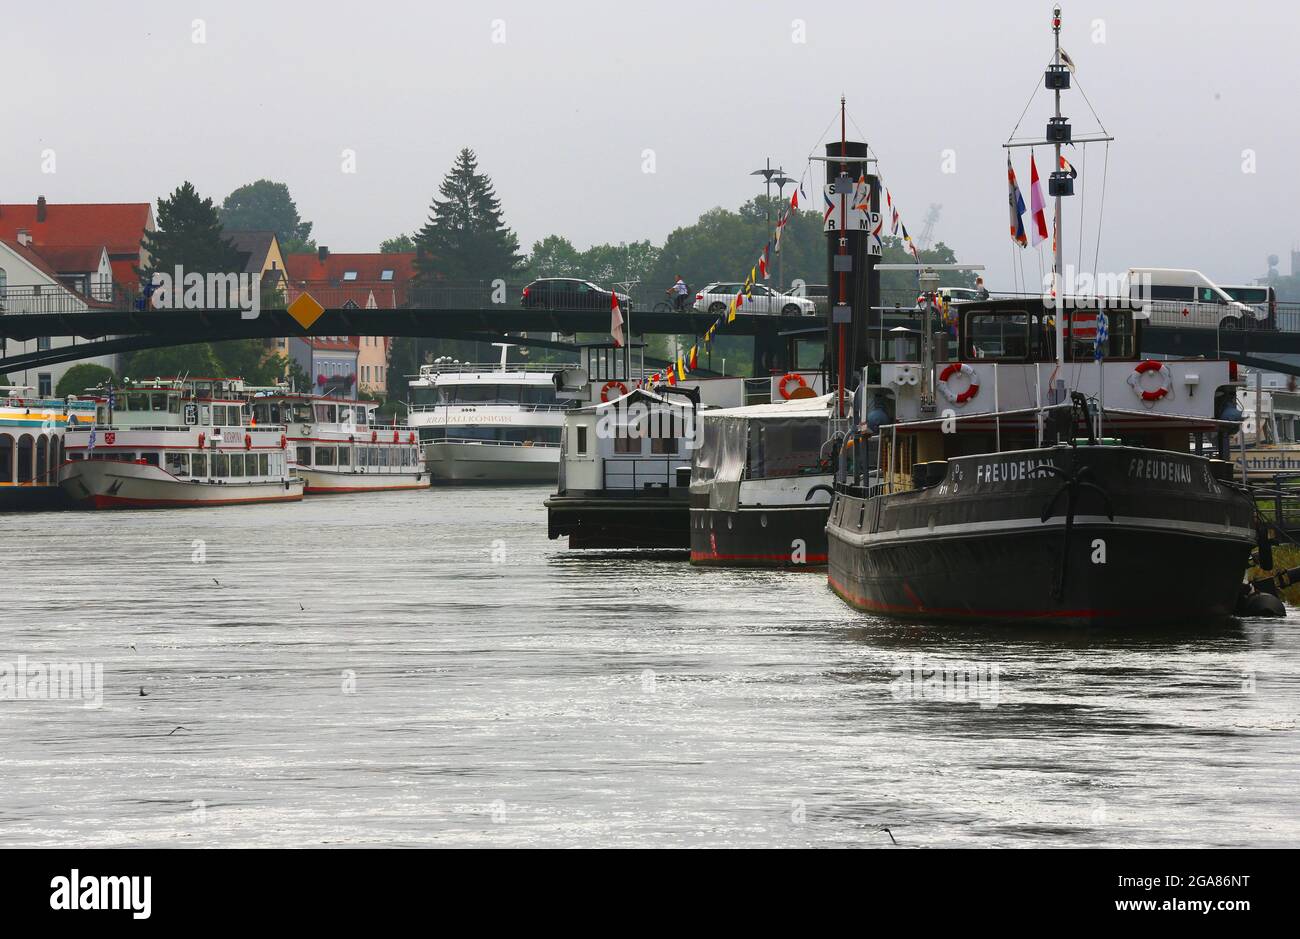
[1051,8,1064,374]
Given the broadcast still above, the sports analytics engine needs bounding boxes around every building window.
[381,270,394,281]
[343,271,358,281]
[38,373,52,396]
[37,337,51,351]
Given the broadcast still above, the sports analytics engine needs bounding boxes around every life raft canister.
[778,372,808,400]
[600,380,629,403]
[938,362,980,405]
[1128,359,1172,402]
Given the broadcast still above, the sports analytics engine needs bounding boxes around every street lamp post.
[751,159,793,289]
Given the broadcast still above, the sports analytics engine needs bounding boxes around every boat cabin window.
[614,435,641,455]
[200,405,211,425]
[315,404,336,423]
[191,452,207,477]
[576,425,588,455]
[165,452,188,476]
[748,418,827,479]
[296,446,311,466]
[212,453,229,477]
[651,437,679,455]
[966,311,1032,360]
[315,446,336,466]
[230,454,245,477]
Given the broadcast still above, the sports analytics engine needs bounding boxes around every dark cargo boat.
[826,299,1256,626]
[690,393,838,567]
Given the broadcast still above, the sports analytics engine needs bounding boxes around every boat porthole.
[760,514,768,528]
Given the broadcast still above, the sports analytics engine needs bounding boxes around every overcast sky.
[5,0,1296,289]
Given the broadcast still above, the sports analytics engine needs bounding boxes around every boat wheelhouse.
[826,297,1255,626]
[0,386,96,510]
[247,392,428,494]
[58,378,303,509]
[689,393,839,567]
[406,343,571,484]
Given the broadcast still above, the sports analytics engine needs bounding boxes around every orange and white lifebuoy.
[1128,359,1172,402]
[600,380,629,403]
[938,362,980,405]
[778,372,808,400]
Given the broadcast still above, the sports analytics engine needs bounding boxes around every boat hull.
[0,484,68,511]
[297,467,431,494]
[425,440,558,484]
[690,504,830,567]
[827,445,1255,627]
[59,460,304,509]
[546,493,689,549]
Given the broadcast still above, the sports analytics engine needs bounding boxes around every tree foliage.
[55,363,117,397]
[415,149,523,281]
[219,179,315,253]
[123,341,287,386]
[141,182,242,283]
[380,233,417,254]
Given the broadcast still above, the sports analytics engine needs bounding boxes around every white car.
[692,282,817,316]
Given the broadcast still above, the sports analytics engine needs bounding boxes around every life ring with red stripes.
[938,362,980,405]
[778,372,808,400]
[600,380,629,403]
[1128,359,1172,401]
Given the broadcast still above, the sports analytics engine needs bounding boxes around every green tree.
[219,180,315,253]
[415,148,523,281]
[55,363,117,396]
[380,233,417,254]
[526,235,583,278]
[123,343,223,381]
[142,182,243,284]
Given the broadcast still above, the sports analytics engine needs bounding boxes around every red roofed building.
[284,248,417,395]
[0,196,153,295]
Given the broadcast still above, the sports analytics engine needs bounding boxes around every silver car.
[692,282,817,316]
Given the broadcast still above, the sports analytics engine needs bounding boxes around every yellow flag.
[726,298,737,323]
[676,353,686,382]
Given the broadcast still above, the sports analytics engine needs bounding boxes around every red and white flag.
[1029,153,1049,246]
[610,291,624,348]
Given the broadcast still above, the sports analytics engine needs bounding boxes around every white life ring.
[938,362,979,405]
[1127,360,1172,402]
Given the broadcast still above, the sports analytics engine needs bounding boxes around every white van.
[1126,268,1262,330]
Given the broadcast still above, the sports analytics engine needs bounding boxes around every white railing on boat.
[406,403,569,414]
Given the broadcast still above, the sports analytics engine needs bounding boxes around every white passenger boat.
[406,343,571,484]
[58,378,303,509]
[1,386,97,510]
[247,391,429,494]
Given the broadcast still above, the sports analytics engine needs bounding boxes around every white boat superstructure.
[406,344,572,483]
[248,392,429,494]
[1,386,97,510]
[58,378,303,509]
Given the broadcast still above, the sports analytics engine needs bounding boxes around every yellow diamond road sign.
[287,292,325,330]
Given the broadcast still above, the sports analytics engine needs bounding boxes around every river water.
[2,486,1297,848]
